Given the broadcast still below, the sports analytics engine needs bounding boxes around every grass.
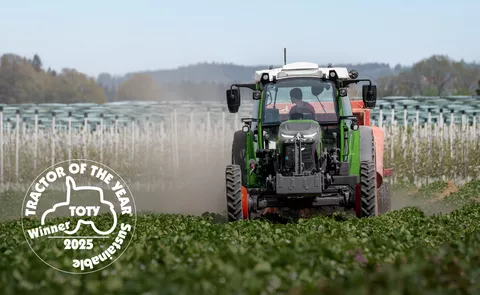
[1,180,480,294]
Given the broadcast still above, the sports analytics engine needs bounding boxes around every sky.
[1,0,478,78]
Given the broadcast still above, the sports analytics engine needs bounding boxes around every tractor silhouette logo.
[21,159,137,274]
[40,176,118,236]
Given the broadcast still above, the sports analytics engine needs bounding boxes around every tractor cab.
[227,62,375,156]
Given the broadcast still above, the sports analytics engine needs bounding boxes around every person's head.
[290,88,303,104]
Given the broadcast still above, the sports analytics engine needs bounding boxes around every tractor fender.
[359,126,374,163]
[359,126,384,188]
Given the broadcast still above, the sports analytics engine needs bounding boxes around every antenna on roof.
[284,48,286,65]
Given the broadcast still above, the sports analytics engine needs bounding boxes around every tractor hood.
[278,120,321,142]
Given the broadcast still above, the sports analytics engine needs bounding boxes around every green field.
[1,180,480,295]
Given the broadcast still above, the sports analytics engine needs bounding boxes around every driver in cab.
[289,88,315,118]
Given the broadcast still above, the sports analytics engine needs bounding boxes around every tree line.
[1,53,479,105]
[376,55,480,97]
[0,53,106,104]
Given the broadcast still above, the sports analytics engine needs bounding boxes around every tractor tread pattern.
[359,130,376,218]
[226,164,243,222]
[360,161,376,217]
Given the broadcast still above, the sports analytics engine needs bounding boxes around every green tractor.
[225,62,392,221]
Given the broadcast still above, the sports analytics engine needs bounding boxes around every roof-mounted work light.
[261,73,269,82]
[329,70,338,80]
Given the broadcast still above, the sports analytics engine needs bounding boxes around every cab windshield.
[262,77,338,125]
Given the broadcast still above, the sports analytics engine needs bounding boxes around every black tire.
[378,182,391,214]
[359,161,377,218]
[226,164,244,222]
[232,131,247,186]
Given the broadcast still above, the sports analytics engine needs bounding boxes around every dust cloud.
[132,146,465,217]
[131,148,230,216]
[390,181,460,215]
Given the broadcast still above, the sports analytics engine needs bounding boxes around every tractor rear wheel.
[226,164,245,222]
[359,161,377,218]
[378,182,391,214]
[232,131,247,186]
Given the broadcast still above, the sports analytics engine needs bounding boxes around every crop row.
[1,180,480,294]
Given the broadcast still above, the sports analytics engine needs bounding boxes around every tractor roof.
[254,62,350,83]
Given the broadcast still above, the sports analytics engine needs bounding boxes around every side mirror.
[362,85,377,109]
[226,89,241,113]
[252,90,261,100]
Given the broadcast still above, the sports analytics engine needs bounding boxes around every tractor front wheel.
[358,161,377,218]
[226,164,247,222]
